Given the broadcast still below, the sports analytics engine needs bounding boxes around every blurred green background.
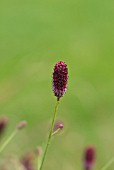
[0,0,114,169]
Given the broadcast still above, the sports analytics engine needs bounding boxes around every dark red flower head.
[52,61,68,101]
[84,146,95,170]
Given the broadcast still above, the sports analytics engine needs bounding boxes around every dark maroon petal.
[52,61,68,100]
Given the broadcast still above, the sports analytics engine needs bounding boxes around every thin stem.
[37,157,39,170]
[52,128,61,136]
[39,100,59,170]
[37,155,43,170]
[0,129,17,153]
[100,157,114,170]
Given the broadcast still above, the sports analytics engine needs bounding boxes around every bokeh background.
[0,0,114,169]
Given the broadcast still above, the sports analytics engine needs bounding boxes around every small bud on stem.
[59,123,64,129]
[35,146,43,157]
[52,121,64,136]
[17,121,27,130]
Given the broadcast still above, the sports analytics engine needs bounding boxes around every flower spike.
[52,61,68,101]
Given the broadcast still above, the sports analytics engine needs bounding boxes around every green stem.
[37,157,40,170]
[100,157,114,170]
[52,128,61,136]
[0,129,17,153]
[39,100,59,170]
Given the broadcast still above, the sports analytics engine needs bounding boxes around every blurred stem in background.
[0,120,27,154]
[0,129,17,153]
[39,100,59,170]
[100,157,114,170]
